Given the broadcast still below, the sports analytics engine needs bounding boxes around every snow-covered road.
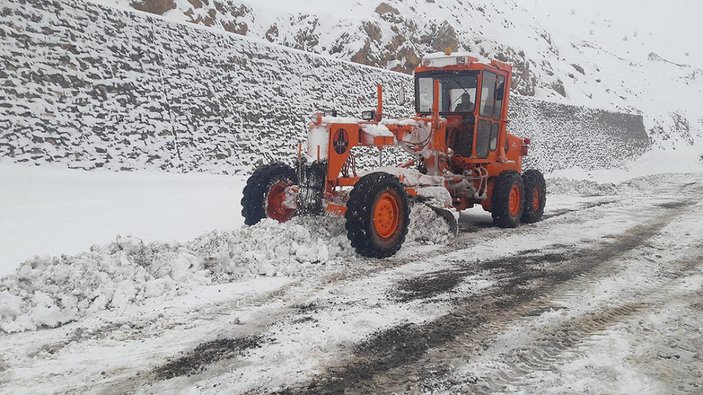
[1,173,701,394]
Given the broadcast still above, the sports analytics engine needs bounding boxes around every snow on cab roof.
[422,51,490,64]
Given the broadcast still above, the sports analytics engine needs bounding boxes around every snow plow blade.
[421,202,460,237]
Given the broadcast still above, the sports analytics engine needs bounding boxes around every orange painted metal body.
[308,54,529,215]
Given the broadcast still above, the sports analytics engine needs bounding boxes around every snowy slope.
[534,0,702,67]
[0,0,651,175]
[100,0,703,148]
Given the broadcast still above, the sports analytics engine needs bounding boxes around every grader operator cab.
[242,51,546,258]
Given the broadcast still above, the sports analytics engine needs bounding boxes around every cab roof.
[416,51,512,75]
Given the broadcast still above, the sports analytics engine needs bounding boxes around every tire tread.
[491,171,524,228]
[521,169,546,223]
[241,163,297,225]
[345,172,410,258]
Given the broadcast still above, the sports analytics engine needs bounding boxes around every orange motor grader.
[242,51,546,258]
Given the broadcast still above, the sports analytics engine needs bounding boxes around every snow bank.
[0,162,245,278]
[0,208,452,333]
[547,178,619,196]
[548,145,703,184]
[547,145,703,195]
[547,173,700,196]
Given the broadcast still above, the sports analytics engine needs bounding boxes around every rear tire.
[345,172,410,258]
[491,171,524,228]
[241,163,298,226]
[521,169,546,223]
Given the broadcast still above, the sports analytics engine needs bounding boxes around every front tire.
[241,163,298,226]
[491,171,525,228]
[345,172,410,258]
[521,169,546,223]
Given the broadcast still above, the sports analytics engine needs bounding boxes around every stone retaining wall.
[0,0,650,174]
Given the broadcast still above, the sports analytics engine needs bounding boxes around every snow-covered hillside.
[0,0,651,175]
[100,0,703,147]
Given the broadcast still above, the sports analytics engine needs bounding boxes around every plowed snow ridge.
[0,174,677,333]
[0,204,449,333]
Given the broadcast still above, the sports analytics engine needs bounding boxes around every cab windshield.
[415,71,478,114]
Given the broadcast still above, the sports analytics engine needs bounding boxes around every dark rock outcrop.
[130,0,175,15]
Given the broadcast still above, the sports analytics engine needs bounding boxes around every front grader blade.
[421,202,460,237]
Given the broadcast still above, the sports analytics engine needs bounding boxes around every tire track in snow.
[541,198,618,220]
[418,187,703,393]
[154,335,264,381]
[277,195,699,394]
[454,253,703,394]
[398,191,703,393]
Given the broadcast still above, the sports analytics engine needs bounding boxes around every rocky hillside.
[0,0,648,174]
[106,0,703,149]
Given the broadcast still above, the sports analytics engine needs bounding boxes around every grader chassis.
[242,51,547,258]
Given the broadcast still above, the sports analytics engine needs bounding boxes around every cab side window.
[477,71,506,157]
[479,72,496,117]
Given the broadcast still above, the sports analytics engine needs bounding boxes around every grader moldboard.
[242,51,546,258]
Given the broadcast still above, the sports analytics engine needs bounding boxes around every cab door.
[473,71,506,160]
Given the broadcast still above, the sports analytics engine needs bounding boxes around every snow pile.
[226,216,355,276]
[547,178,620,196]
[0,207,452,333]
[407,203,453,245]
[547,173,700,197]
[0,236,210,333]
[546,143,703,196]
[0,219,347,333]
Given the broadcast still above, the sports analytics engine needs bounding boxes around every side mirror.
[361,110,376,121]
[398,87,406,106]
